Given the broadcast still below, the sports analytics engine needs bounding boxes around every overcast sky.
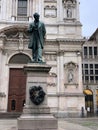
[80,0,98,37]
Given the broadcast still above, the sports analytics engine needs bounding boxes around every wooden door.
[8,68,26,112]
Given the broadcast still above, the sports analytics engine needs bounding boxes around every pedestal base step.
[18,114,58,130]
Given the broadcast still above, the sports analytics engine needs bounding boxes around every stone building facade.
[82,28,98,115]
[0,0,85,117]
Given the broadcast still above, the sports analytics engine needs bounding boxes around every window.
[85,76,89,81]
[90,76,94,81]
[89,47,92,58]
[85,64,88,68]
[11,100,16,110]
[90,64,93,75]
[18,0,27,16]
[95,64,98,69]
[84,47,87,58]
[90,64,93,69]
[90,70,93,74]
[90,76,94,83]
[82,63,98,84]
[9,53,31,64]
[89,47,92,55]
[94,47,97,56]
[95,76,98,82]
[85,70,88,74]
[95,70,98,75]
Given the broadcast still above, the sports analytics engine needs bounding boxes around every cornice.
[44,0,57,3]
[48,92,84,97]
[56,92,84,97]
[45,38,86,42]
[46,21,82,27]
[56,38,86,43]
[0,20,82,26]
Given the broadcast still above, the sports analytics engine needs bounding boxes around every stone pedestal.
[17,63,58,130]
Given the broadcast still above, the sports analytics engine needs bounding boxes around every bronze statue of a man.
[28,13,46,62]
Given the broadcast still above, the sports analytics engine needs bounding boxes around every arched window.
[9,53,31,64]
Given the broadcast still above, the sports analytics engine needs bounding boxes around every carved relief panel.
[44,54,57,61]
[47,72,57,87]
[44,0,57,18]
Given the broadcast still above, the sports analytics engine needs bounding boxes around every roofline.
[88,28,98,41]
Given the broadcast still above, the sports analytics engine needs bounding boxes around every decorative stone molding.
[44,0,57,18]
[47,83,57,87]
[64,61,78,69]
[44,54,57,61]
[64,83,78,88]
[56,92,84,97]
[0,33,7,39]
[0,92,6,97]
[7,31,29,39]
[56,38,85,43]
[62,0,76,4]
[0,28,29,52]
[0,25,29,38]
[49,72,57,77]
[0,33,7,50]
[18,32,24,52]
[47,72,57,87]
[44,0,57,3]
[44,5,57,18]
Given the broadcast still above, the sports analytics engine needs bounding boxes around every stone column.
[93,89,97,114]
[57,0,63,21]
[59,52,64,92]
[0,35,5,84]
[73,6,75,19]
[57,54,60,112]
[0,35,7,112]
[39,0,42,16]
[57,54,60,93]
[11,0,16,21]
[28,0,33,22]
[76,0,80,21]
[0,48,2,90]
[35,0,39,13]
[77,51,83,92]
[33,0,36,13]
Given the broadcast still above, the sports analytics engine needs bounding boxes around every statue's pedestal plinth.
[17,63,58,130]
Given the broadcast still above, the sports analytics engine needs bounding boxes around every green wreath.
[29,86,46,105]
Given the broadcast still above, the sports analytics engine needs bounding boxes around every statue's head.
[33,13,40,22]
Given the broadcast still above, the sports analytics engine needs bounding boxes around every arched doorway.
[8,53,31,112]
[83,89,94,116]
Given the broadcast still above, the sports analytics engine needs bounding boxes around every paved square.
[0,118,98,130]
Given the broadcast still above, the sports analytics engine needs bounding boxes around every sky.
[79,0,98,37]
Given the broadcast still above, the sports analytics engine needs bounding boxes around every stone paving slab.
[59,120,93,130]
[0,118,97,130]
[64,118,98,130]
[0,119,17,130]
